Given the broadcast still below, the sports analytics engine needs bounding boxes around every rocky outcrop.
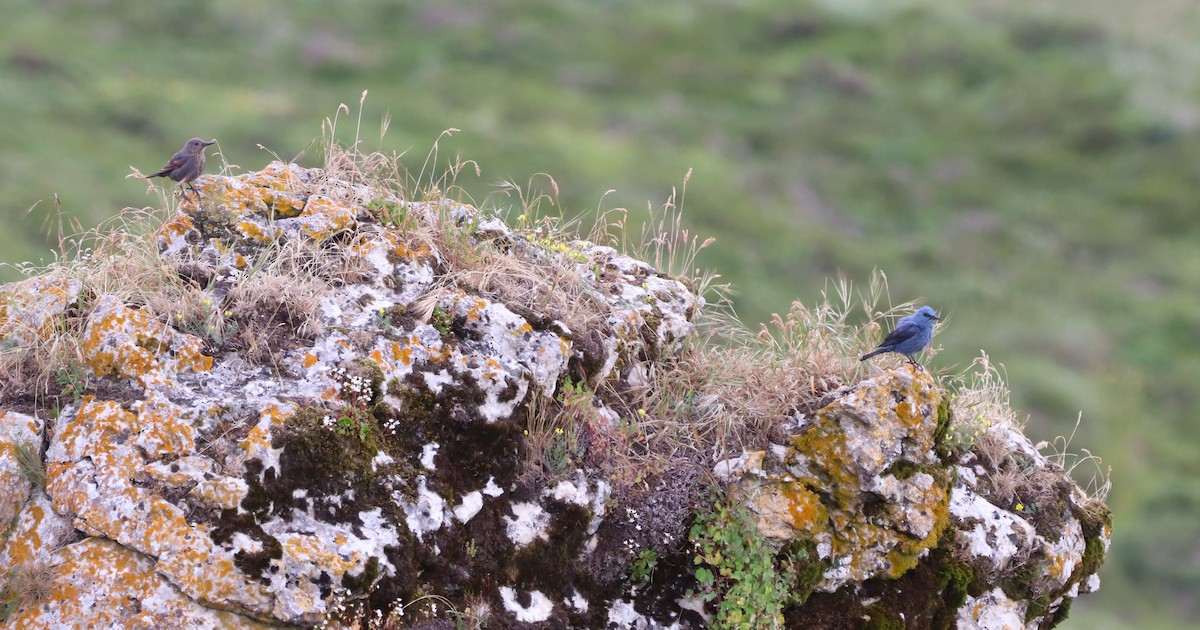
[711,367,1109,628]
[0,161,1108,628]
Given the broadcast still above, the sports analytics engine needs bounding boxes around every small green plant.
[366,199,410,228]
[430,305,452,337]
[465,538,477,559]
[372,306,394,329]
[323,364,377,441]
[778,541,825,606]
[175,296,239,348]
[629,548,658,583]
[331,406,371,440]
[53,363,91,403]
[543,425,580,476]
[688,499,788,628]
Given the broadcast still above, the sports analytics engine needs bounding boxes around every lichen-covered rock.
[718,366,952,590]
[0,160,1107,628]
[950,422,1111,629]
[1,411,43,529]
[0,162,704,627]
[0,277,81,347]
[3,538,269,629]
[715,366,1109,629]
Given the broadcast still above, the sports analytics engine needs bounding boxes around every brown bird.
[148,137,215,197]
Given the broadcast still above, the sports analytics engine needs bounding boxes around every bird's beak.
[204,140,216,146]
[933,315,941,320]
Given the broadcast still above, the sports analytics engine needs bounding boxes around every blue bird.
[860,306,941,366]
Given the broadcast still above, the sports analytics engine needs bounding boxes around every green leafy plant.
[366,199,410,228]
[325,364,378,442]
[629,548,658,583]
[688,499,788,628]
[53,363,92,403]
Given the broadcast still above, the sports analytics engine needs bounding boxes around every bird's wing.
[149,150,189,177]
[878,319,920,347]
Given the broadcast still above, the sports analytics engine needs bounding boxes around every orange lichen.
[0,498,64,567]
[784,484,827,531]
[134,397,197,457]
[158,212,194,244]
[0,276,80,346]
[239,402,292,460]
[81,296,212,389]
[192,478,248,510]
[282,535,359,579]
[236,219,275,243]
[298,195,357,241]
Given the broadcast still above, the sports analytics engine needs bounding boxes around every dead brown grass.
[0,561,55,621]
[602,272,919,468]
[951,353,1111,510]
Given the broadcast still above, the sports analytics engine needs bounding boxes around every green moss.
[779,540,826,606]
[241,406,382,522]
[864,604,905,630]
[881,459,919,480]
[387,378,437,422]
[999,558,1042,600]
[356,358,385,400]
[1047,597,1072,627]
[342,556,382,593]
[936,562,973,612]
[1026,595,1053,623]
[1080,535,1105,576]
[1072,502,1112,580]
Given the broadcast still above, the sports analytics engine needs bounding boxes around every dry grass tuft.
[0,561,55,621]
[544,271,927,487]
[947,352,1024,453]
[950,353,1112,510]
[626,273,916,460]
[1038,414,1113,505]
[12,440,45,492]
[0,205,173,403]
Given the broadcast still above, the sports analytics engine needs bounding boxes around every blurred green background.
[2,1,1197,627]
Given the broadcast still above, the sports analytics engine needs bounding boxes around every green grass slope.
[1,1,1197,627]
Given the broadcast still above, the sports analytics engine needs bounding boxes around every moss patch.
[779,540,827,606]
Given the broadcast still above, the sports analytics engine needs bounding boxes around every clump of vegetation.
[688,498,789,628]
[12,440,45,492]
[523,378,593,482]
[947,353,1111,511]
[628,548,658,584]
[0,562,54,621]
[326,361,381,441]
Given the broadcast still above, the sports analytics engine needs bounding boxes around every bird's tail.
[860,348,886,361]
